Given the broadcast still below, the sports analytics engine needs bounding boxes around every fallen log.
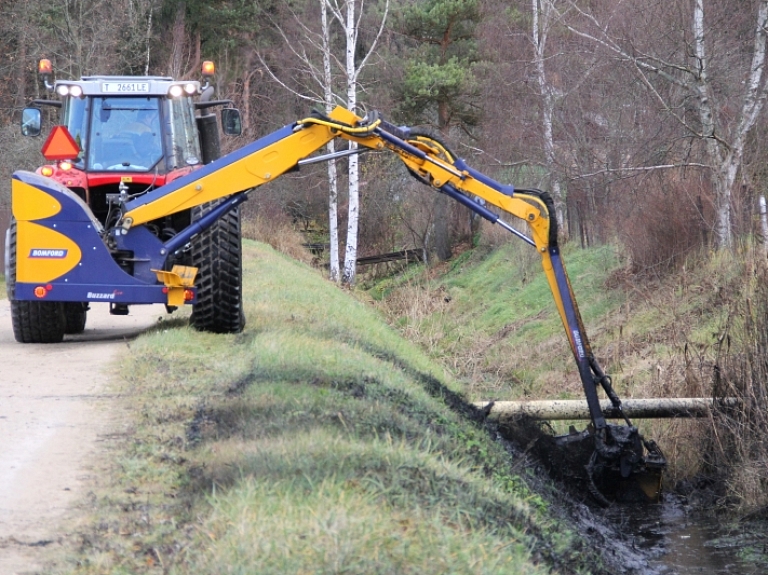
[473,397,740,420]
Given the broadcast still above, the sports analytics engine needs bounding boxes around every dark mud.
[494,416,768,575]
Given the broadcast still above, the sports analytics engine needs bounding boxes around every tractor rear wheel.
[189,201,245,334]
[6,219,66,343]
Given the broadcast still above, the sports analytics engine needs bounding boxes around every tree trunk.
[342,147,360,285]
[342,0,359,286]
[321,0,341,283]
[533,0,565,234]
[168,4,186,78]
[432,193,453,261]
[144,3,153,75]
[327,153,341,283]
[761,196,768,254]
[432,100,453,261]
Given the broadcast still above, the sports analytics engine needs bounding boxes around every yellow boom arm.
[120,106,620,432]
[123,104,664,494]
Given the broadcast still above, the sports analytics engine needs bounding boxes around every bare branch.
[570,163,712,180]
[554,1,690,90]
[353,0,389,81]
[257,53,322,104]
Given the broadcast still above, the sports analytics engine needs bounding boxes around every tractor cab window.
[61,96,89,167]
[167,96,201,169]
[87,97,164,171]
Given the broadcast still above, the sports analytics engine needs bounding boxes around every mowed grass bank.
[58,240,605,575]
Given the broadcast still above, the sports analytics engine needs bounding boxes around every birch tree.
[325,0,389,286]
[337,0,363,286]
[760,196,768,254]
[321,0,342,283]
[556,0,768,249]
[260,0,388,285]
[531,0,564,232]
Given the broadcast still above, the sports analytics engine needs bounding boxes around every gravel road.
[0,301,160,574]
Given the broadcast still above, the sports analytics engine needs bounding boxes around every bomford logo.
[29,248,68,259]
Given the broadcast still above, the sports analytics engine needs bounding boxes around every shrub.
[704,252,768,510]
[241,199,314,265]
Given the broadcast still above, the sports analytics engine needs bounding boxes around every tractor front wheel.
[189,201,245,334]
[64,302,88,334]
[6,219,66,343]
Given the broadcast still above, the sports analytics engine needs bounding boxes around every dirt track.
[0,300,160,574]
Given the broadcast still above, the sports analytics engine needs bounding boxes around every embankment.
[47,240,645,574]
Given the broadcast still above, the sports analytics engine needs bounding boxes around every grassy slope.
[370,237,758,484]
[57,240,604,575]
[370,242,624,402]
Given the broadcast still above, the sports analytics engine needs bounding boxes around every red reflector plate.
[41,126,80,161]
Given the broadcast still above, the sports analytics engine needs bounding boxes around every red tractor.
[11,59,244,340]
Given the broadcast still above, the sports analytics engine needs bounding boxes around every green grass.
[372,237,756,403]
[443,242,620,338]
[54,240,603,575]
[371,241,625,400]
[371,236,768,486]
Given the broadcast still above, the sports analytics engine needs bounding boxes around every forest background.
[3,0,768,535]
[3,0,768,282]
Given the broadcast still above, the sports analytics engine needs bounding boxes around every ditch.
[605,496,765,575]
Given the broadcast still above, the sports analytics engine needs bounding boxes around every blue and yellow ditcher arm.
[10,105,664,495]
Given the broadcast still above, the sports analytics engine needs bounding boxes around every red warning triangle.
[41,125,80,161]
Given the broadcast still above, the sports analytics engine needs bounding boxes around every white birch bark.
[341,0,360,286]
[532,0,565,233]
[321,0,341,283]
[144,2,152,75]
[760,196,768,254]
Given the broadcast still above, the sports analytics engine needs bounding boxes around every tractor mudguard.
[10,170,188,305]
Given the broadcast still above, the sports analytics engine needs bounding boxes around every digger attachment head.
[499,415,665,505]
[558,423,666,504]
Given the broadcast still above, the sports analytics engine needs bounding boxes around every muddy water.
[606,498,763,574]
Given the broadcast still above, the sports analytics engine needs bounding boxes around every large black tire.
[6,219,66,343]
[64,302,88,334]
[189,201,245,334]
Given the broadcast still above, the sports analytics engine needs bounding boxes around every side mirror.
[221,108,242,136]
[21,108,42,137]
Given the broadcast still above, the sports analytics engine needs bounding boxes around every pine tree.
[391,0,481,260]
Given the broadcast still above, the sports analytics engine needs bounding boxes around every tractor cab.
[66,92,199,173]
[22,59,240,227]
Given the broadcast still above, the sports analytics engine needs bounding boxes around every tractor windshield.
[87,97,164,171]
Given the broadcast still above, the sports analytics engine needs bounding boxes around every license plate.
[101,82,150,93]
